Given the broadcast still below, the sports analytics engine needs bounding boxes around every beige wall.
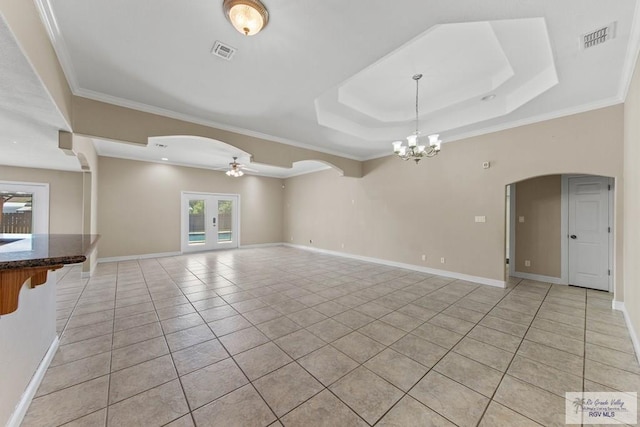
[0,165,83,233]
[623,52,640,350]
[98,157,284,258]
[73,97,362,178]
[515,175,562,277]
[284,105,624,292]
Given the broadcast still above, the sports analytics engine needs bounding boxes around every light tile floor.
[22,247,640,426]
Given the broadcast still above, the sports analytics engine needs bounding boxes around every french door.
[181,192,239,252]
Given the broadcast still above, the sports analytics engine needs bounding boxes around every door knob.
[570,235,577,239]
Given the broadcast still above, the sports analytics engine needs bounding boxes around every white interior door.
[181,192,239,252]
[568,176,610,290]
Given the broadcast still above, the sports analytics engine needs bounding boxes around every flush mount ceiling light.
[223,0,269,36]
[392,74,441,164]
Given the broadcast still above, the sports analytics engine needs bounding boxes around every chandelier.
[223,0,269,36]
[392,74,441,164]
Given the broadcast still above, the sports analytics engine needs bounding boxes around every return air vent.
[582,22,616,50]
[211,41,236,60]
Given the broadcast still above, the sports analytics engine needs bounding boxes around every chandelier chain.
[415,75,420,135]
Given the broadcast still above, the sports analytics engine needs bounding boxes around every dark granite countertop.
[0,234,100,271]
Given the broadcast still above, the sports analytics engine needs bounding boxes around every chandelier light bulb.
[428,134,442,151]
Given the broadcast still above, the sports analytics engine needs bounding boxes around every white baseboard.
[97,251,181,263]
[612,301,640,365]
[96,244,506,288]
[7,335,60,427]
[239,243,284,249]
[510,271,566,285]
[284,244,506,288]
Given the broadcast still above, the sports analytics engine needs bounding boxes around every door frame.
[508,175,614,292]
[0,181,50,234]
[180,191,241,253]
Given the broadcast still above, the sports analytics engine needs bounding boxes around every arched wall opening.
[505,173,616,296]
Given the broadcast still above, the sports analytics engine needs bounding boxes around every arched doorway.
[506,174,614,292]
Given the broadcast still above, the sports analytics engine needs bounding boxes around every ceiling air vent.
[582,22,616,50]
[211,41,236,61]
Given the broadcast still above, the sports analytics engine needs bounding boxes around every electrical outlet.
[525,260,531,267]
[341,243,345,249]
[475,216,486,223]
[440,257,445,264]
[290,236,293,241]
[519,216,525,223]
[421,254,426,261]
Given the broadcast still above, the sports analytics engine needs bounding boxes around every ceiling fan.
[224,157,258,177]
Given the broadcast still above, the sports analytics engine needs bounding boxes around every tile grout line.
[364,282,515,426]
[582,287,589,426]
[164,257,281,425]
[30,249,633,427]
[347,281,517,426]
[102,259,120,427]
[152,257,215,427]
[470,281,553,427]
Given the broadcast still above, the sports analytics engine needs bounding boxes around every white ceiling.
[1,1,639,175]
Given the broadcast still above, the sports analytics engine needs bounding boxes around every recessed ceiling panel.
[337,22,513,122]
[316,18,559,141]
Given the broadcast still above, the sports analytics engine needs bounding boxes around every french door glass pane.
[218,200,232,242]
[188,199,206,245]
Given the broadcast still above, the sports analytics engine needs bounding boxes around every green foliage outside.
[189,199,232,215]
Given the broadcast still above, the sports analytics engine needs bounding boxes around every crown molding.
[619,0,640,101]
[34,0,634,165]
[74,87,365,161]
[360,96,624,162]
[34,0,80,94]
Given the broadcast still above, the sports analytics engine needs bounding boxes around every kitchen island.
[0,234,99,314]
[0,234,99,427]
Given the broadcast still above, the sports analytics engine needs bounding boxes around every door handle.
[570,235,577,239]
[212,217,216,227]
